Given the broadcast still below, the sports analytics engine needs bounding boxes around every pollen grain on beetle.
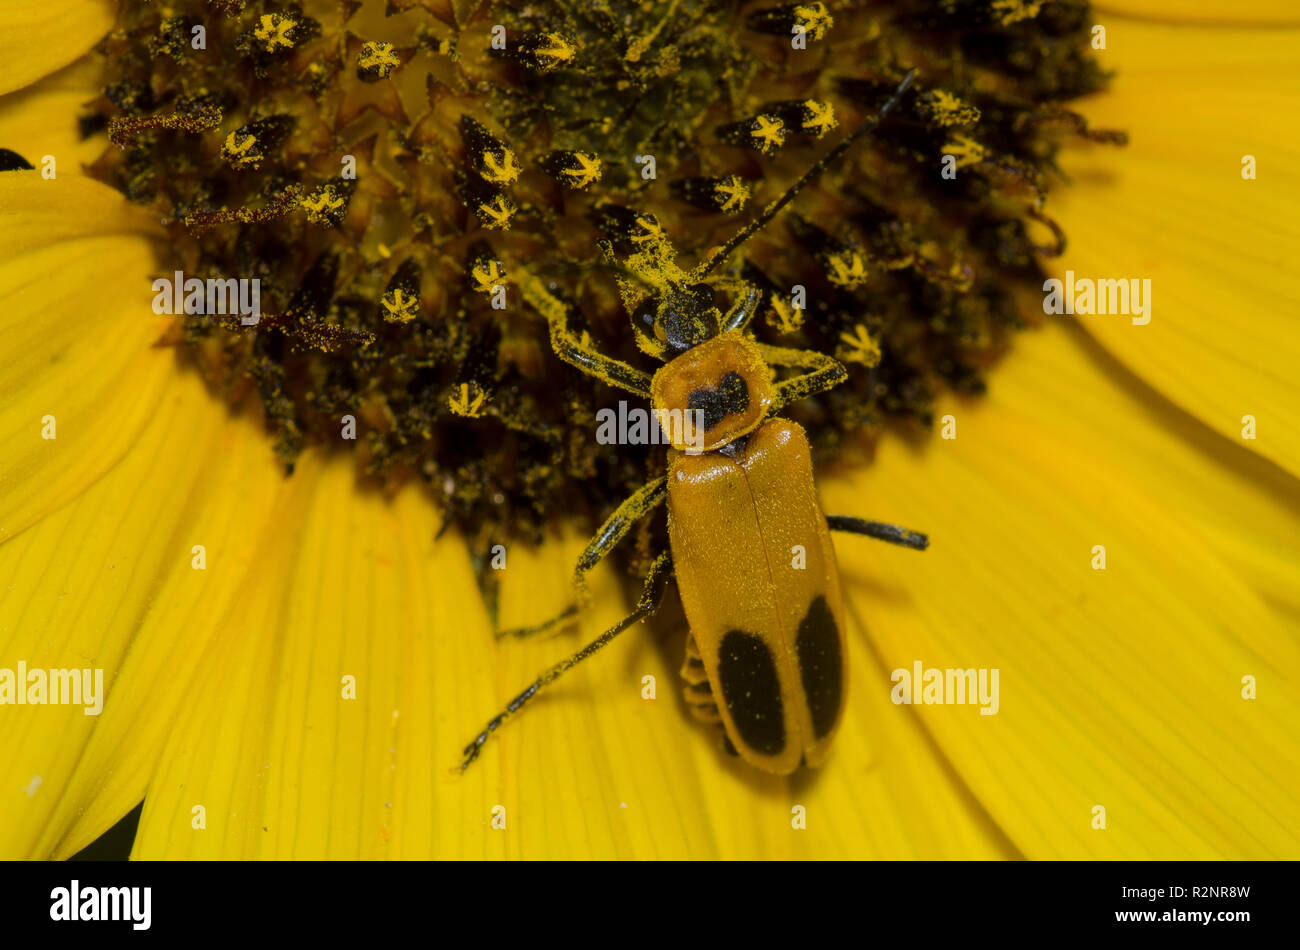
[85,0,1122,558]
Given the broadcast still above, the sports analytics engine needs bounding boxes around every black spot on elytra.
[796,596,842,738]
[688,371,748,431]
[0,149,34,172]
[718,629,784,755]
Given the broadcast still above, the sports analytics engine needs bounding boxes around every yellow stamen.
[480,148,521,185]
[923,89,981,127]
[221,131,261,169]
[825,249,867,289]
[358,41,401,78]
[447,383,489,417]
[802,100,837,137]
[750,114,786,154]
[300,185,346,223]
[478,196,517,229]
[713,176,750,213]
[794,3,833,41]
[471,260,507,294]
[560,152,603,189]
[253,14,296,52]
[767,296,804,334]
[992,0,1046,27]
[838,324,881,367]
[381,288,420,323]
[536,33,576,66]
[631,215,667,245]
[943,134,986,169]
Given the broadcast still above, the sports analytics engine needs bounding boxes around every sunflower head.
[81,0,1120,567]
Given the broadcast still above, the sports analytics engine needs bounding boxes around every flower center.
[83,0,1123,545]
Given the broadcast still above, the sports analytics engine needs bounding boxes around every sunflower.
[2,0,1298,860]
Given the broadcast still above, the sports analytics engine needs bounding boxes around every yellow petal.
[0,366,284,857]
[0,174,164,546]
[1095,1,1300,26]
[1048,19,1300,476]
[115,451,504,858]
[0,171,157,258]
[1,1,112,97]
[820,320,1300,858]
[0,55,105,169]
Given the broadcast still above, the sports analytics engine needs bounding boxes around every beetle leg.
[702,276,759,335]
[680,634,722,725]
[713,280,763,335]
[826,514,929,551]
[755,342,849,412]
[497,476,668,638]
[516,270,653,398]
[461,550,675,771]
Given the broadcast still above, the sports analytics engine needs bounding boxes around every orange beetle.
[461,71,926,774]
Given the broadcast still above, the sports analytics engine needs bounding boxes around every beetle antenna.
[693,68,917,280]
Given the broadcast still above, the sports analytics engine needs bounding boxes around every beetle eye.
[636,300,658,331]
[628,298,664,344]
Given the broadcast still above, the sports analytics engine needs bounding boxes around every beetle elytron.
[461,71,926,775]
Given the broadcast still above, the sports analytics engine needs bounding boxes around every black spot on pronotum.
[796,596,842,738]
[0,149,35,172]
[717,629,784,755]
[688,371,749,431]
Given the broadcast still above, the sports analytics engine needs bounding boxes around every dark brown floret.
[79,0,1121,564]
